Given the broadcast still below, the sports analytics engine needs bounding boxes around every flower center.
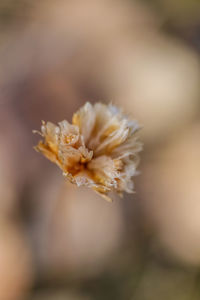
[65,134,77,144]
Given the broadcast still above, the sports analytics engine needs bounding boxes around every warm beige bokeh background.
[0,0,200,299]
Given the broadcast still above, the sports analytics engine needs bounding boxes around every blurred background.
[0,0,200,299]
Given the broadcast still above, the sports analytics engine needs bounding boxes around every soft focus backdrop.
[0,0,200,299]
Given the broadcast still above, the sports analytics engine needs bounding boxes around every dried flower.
[34,102,142,201]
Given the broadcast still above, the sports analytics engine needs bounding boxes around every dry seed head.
[34,102,142,201]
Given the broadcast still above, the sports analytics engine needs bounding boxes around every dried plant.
[34,102,142,201]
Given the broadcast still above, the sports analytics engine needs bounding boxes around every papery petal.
[41,121,60,153]
[88,155,120,188]
[87,103,118,150]
[34,141,60,166]
[94,121,129,155]
[72,102,96,144]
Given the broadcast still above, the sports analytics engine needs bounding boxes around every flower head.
[34,102,142,201]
